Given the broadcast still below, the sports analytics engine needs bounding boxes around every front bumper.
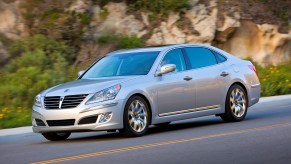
[32,99,124,133]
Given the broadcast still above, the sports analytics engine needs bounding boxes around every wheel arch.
[227,81,249,106]
[124,92,153,125]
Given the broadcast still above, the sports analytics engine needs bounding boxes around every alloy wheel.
[230,88,246,117]
[128,100,148,133]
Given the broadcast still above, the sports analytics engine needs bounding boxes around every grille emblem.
[59,96,64,109]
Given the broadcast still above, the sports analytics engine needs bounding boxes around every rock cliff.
[0,0,290,66]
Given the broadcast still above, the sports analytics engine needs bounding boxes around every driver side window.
[160,49,186,72]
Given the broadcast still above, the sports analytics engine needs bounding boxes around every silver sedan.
[32,44,260,141]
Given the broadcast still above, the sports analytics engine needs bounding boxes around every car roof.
[107,44,213,55]
[106,44,237,60]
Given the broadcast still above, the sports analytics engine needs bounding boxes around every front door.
[155,48,195,116]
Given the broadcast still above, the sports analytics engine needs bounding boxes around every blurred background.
[0,0,290,129]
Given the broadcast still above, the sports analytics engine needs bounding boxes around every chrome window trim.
[154,47,187,76]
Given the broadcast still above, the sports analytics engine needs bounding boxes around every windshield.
[82,51,160,78]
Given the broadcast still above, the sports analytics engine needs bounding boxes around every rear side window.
[184,47,218,69]
[212,51,227,63]
[160,48,186,72]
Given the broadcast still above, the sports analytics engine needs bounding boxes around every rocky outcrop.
[0,0,290,66]
[77,0,291,67]
[214,20,291,66]
[91,2,147,37]
[0,0,28,39]
[147,0,218,45]
[0,41,9,65]
[67,0,92,13]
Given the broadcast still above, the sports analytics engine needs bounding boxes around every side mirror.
[78,70,85,77]
[156,64,176,76]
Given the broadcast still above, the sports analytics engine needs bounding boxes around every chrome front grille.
[44,94,88,109]
[44,96,60,109]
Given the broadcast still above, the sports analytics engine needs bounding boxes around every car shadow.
[148,118,223,135]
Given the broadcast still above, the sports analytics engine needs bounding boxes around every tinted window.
[184,47,217,69]
[82,51,159,78]
[213,51,227,63]
[160,49,186,72]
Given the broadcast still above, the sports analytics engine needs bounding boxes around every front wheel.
[121,96,150,137]
[42,132,71,141]
[220,84,248,122]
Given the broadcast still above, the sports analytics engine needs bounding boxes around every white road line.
[0,126,32,137]
[259,94,291,102]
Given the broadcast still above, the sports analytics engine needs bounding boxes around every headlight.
[34,94,42,107]
[86,85,121,104]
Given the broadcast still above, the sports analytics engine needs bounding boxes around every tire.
[42,132,71,141]
[220,84,248,122]
[154,122,171,127]
[121,96,150,137]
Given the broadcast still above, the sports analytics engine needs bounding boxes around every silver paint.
[32,44,260,133]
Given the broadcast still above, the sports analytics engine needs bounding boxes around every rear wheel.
[121,96,150,137]
[220,84,248,122]
[42,132,71,141]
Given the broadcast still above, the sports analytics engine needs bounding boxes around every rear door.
[183,47,228,110]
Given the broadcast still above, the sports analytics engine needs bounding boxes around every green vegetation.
[100,7,109,20]
[94,0,190,16]
[0,34,144,129]
[0,34,291,129]
[129,0,190,16]
[20,0,91,47]
[97,34,144,49]
[256,62,291,97]
[0,35,77,129]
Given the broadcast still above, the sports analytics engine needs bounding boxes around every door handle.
[220,72,229,77]
[184,76,192,81]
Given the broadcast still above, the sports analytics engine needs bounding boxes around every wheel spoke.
[140,119,145,127]
[139,120,144,132]
[128,110,134,117]
[133,120,137,131]
[139,113,146,117]
[230,97,234,103]
[137,106,144,114]
[135,100,139,109]
[129,118,135,125]
[230,104,235,111]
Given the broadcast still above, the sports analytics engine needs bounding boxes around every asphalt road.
[1,95,291,164]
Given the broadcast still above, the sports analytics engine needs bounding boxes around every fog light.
[98,112,112,123]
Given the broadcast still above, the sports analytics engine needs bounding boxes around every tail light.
[248,65,258,77]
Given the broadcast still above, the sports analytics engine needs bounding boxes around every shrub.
[97,34,144,49]
[0,35,76,129]
[20,0,91,47]
[255,62,291,96]
[93,0,190,16]
[129,0,190,16]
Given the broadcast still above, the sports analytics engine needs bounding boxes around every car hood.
[42,76,140,96]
